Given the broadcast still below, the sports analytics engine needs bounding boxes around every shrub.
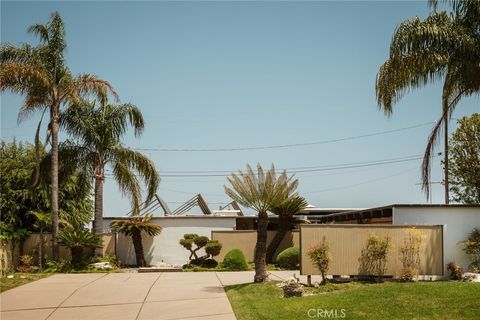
[58,229,102,268]
[276,247,300,270]
[399,267,414,282]
[201,258,218,269]
[399,228,425,281]
[461,228,480,272]
[223,249,248,271]
[17,255,38,273]
[179,234,222,265]
[447,261,463,280]
[307,237,330,285]
[44,258,72,273]
[358,233,391,279]
[205,240,222,257]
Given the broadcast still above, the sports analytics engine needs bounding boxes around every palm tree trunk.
[254,211,269,282]
[132,230,146,267]
[444,117,449,204]
[50,106,60,261]
[266,215,291,264]
[70,246,83,268]
[93,174,104,256]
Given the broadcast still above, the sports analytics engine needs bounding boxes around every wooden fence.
[300,224,443,276]
[0,233,115,273]
[212,230,299,262]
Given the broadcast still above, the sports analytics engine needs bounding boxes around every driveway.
[0,271,310,320]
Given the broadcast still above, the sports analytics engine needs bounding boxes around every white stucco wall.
[103,216,237,266]
[393,206,480,274]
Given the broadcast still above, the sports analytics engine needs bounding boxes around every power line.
[133,122,433,152]
[104,153,441,178]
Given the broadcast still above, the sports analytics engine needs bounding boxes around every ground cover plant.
[0,273,50,293]
[225,281,480,320]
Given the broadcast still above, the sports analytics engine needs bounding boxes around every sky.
[1,1,479,217]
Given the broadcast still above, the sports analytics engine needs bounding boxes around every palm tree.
[224,164,299,282]
[58,229,101,268]
[0,12,118,260]
[375,0,479,202]
[266,195,308,264]
[110,214,162,267]
[58,101,160,254]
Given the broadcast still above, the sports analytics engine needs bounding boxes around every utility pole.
[444,116,449,204]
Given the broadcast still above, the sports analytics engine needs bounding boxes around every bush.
[358,233,391,279]
[223,249,248,271]
[461,228,480,272]
[447,261,463,280]
[17,255,39,273]
[399,267,414,282]
[307,238,330,285]
[179,234,223,265]
[399,228,425,281]
[276,247,300,270]
[44,259,72,273]
[205,240,222,257]
[201,258,218,269]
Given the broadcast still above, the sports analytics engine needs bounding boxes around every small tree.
[461,228,480,272]
[307,237,330,285]
[110,214,161,267]
[358,234,391,280]
[399,228,425,281]
[58,229,101,268]
[179,234,222,265]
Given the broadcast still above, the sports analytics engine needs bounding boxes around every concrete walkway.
[1,271,311,320]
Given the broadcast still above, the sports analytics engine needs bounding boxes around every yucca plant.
[110,214,161,267]
[376,0,480,202]
[267,195,308,263]
[224,164,299,282]
[58,229,101,268]
[0,12,117,260]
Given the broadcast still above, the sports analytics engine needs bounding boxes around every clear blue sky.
[1,1,478,216]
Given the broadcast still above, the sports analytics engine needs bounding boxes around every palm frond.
[64,74,119,104]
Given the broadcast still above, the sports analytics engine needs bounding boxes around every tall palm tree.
[58,101,160,254]
[0,12,118,260]
[225,164,298,282]
[266,195,307,264]
[376,0,479,202]
[110,214,162,267]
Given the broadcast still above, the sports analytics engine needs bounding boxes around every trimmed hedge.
[276,247,300,270]
[223,249,249,271]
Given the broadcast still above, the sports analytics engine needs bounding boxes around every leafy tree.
[376,0,480,202]
[57,101,159,252]
[0,12,118,260]
[461,228,480,272]
[267,195,307,263]
[444,113,480,204]
[224,164,298,282]
[110,214,161,267]
[0,140,93,232]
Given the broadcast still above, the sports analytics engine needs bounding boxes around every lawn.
[225,281,480,320]
[0,273,51,293]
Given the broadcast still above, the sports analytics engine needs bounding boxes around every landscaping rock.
[462,272,480,282]
[277,277,305,298]
[89,262,114,270]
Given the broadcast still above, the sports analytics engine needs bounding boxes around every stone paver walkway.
[0,270,316,320]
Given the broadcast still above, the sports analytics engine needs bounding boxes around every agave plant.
[58,229,102,268]
[110,214,161,267]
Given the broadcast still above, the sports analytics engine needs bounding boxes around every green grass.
[225,281,480,320]
[0,273,51,293]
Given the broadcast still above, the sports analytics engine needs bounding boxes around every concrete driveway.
[0,271,309,320]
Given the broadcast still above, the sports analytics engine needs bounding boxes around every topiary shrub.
[223,249,249,271]
[201,258,218,269]
[179,234,222,268]
[276,247,300,270]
